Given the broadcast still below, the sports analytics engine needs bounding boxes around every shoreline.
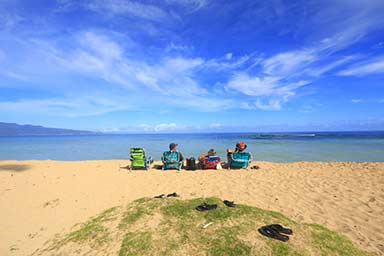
[2,159,384,163]
[1,160,383,255]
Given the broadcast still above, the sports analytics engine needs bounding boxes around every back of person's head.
[236,141,247,152]
[169,143,178,151]
[207,149,217,156]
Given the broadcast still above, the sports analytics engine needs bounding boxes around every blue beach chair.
[162,151,182,171]
[228,152,252,170]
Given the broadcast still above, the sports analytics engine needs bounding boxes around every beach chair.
[162,151,182,171]
[129,148,152,171]
[200,156,221,169]
[228,152,252,170]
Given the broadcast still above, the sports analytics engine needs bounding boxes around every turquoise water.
[0,132,384,162]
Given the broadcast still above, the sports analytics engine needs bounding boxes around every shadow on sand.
[0,164,31,172]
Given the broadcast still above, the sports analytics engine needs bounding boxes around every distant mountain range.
[0,122,98,136]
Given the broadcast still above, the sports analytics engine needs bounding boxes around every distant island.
[0,122,98,136]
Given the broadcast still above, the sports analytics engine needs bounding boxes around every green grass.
[119,232,152,256]
[309,224,368,256]
[65,206,118,243]
[41,197,371,256]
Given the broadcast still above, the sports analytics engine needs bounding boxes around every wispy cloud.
[84,0,168,21]
[242,99,284,111]
[338,57,384,76]
[262,49,317,76]
[225,72,309,110]
[138,123,181,132]
[0,96,131,117]
[351,99,362,103]
[0,12,23,29]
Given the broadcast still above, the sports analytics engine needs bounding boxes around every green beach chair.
[129,148,152,171]
[228,152,252,170]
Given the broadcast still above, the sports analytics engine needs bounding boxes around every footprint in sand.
[28,232,38,239]
[43,198,60,208]
[9,245,19,251]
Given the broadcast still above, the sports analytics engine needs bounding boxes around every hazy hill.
[0,122,98,136]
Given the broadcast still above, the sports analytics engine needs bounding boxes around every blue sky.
[1,0,384,132]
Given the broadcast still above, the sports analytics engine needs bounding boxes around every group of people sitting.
[129,141,252,171]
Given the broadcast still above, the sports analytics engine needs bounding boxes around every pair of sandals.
[196,200,236,211]
[154,192,179,198]
[258,224,293,242]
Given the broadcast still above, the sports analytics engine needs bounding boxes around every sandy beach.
[0,160,383,255]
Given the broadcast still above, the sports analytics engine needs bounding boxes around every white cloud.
[257,99,282,111]
[225,73,310,111]
[338,57,384,76]
[208,122,222,128]
[226,73,309,97]
[85,0,167,21]
[164,57,203,72]
[203,54,253,71]
[80,32,123,61]
[0,69,28,81]
[351,99,362,103]
[243,99,283,111]
[0,96,131,117]
[165,0,209,11]
[262,50,317,76]
[138,123,182,132]
[164,43,193,53]
[305,56,357,77]
[225,53,232,60]
[0,12,23,29]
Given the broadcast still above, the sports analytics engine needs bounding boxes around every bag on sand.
[186,157,196,170]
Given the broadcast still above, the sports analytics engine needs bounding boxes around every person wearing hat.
[198,148,221,169]
[198,148,219,163]
[227,141,247,164]
[169,143,184,162]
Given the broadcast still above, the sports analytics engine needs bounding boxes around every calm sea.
[0,132,384,162]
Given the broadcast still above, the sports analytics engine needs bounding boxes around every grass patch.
[207,227,252,256]
[119,232,152,256]
[38,198,371,256]
[119,198,161,229]
[309,224,369,256]
[65,206,118,244]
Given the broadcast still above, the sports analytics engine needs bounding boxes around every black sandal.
[196,203,217,211]
[167,192,179,197]
[223,200,236,207]
[258,226,289,242]
[268,224,293,235]
[154,194,165,198]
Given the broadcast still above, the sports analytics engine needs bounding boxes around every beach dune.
[0,160,383,255]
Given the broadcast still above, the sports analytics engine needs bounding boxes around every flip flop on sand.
[223,200,236,207]
[154,194,166,198]
[258,226,289,242]
[196,203,217,211]
[167,192,179,197]
[268,224,293,235]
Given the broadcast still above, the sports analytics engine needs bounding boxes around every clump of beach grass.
[35,197,371,256]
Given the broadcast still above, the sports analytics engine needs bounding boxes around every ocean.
[0,131,384,162]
